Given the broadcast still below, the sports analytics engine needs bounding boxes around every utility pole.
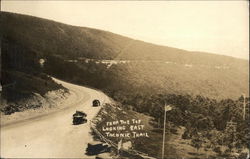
[117,139,122,157]
[158,118,161,128]
[162,104,172,159]
[162,106,167,159]
[243,93,246,120]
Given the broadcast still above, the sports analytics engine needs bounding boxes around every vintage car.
[92,99,101,107]
[72,111,87,125]
[86,141,111,155]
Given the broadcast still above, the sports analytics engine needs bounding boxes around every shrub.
[213,146,222,155]
[3,105,19,115]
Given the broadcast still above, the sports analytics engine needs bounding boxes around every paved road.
[1,78,110,158]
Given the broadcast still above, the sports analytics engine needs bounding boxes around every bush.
[3,105,19,115]
[213,146,222,155]
[182,129,191,139]
[170,127,178,134]
[238,152,248,159]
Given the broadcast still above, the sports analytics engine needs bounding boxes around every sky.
[1,0,249,60]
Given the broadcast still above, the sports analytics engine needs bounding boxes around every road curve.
[0,78,110,158]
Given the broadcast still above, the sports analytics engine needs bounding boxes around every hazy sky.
[2,0,249,60]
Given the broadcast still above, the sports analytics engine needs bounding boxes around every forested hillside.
[1,11,248,66]
[2,12,247,100]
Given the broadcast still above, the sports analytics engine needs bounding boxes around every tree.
[191,133,203,153]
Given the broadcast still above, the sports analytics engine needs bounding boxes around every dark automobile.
[73,111,87,125]
[92,99,101,107]
[86,141,111,155]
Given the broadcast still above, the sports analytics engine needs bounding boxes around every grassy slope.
[94,104,226,159]
[1,11,248,100]
[1,33,65,114]
[93,104,164,158]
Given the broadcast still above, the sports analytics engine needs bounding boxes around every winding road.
[1,78,110,158]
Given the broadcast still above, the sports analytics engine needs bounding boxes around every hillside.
[1,11,249,101]
[1,12,248,65]
[92,101,249,159]
[1,17,66,115]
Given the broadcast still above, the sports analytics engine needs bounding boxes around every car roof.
[88,141,103,145]
[73,115,84,117]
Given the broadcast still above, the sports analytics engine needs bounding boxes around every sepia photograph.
[0,1,249,159]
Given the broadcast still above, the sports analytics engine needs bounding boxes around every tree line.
[44,55,249,157]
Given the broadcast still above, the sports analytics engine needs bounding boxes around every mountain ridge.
[1,11,249,101]
[1,11,248,64]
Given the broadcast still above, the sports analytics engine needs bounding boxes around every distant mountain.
[1,11,249,100]
[1,12,248,65]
